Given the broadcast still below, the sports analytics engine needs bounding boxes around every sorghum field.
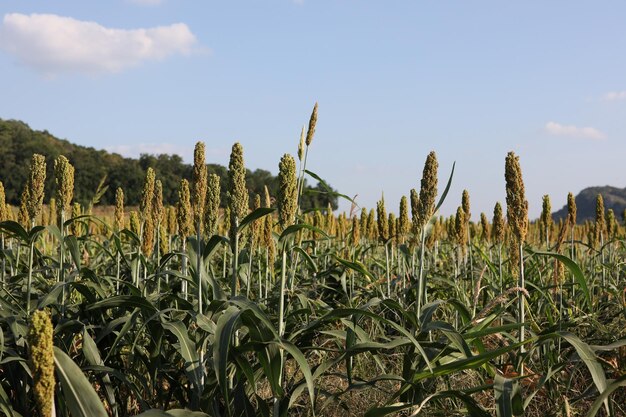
[0,106,624,417]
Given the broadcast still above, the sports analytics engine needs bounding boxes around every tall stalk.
[417,227,427,317]
[231,221,239,297]
[26,220,35,318]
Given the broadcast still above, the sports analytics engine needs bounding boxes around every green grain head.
[228,142,249,241]
[398,195,409,242]
[129,210,140,236]
[504,152,528,243]
[277,153,297,230]
[54,155,74,219]
[594,194,606,247]
[192,141,208,225]
[567,192,577,226]
[540,194,552,231]
[376,194,389,242]
[140,167,155,222]
[297,125,306,162]
[0,181,7,222]
[27,154,47,222]
[416,151,439,228]
[71,202,82,236]
[48,198,57,228]
[177,179,193,238]
[492,201,505,244]
[305,102,318,146]
[461,189,471,222]
[204,173,221,236]
[153,180,164,226]
[351,215,360,245]
[115,187,124,232]
[480,212,490,243]
[28,310,55,417]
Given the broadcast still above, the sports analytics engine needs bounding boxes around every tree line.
[0,119,338,210]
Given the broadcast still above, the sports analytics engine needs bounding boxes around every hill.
[0,118,337,210]
[552,186,626,223]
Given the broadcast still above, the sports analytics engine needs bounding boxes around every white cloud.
[545,121,606,140]
[603,91,626,101]
[127,0,165,5]
[0,13,198,75]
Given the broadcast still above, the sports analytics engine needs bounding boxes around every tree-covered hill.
[553,185,626,223]
[0,118,337,210]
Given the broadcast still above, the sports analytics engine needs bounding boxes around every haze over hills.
[552,186,626,224]
[0,118,337,210]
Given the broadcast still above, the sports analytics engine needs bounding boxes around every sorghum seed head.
[398,195,409,240]
[142,215,155,257]
[351,215,360,244]
[177,179,193,238]
[504,152,528,243]
[140,168,155,221]
[567,192,577,226]
[204,173,221,236]
[115,188,124,231]
[228,142,249,226]
[305,102,318,146]
[27,154,46,222]
[0,181,7,222]
[277,153,297,230]
[129,210,140,236]
[297,125,306,162]
[540,195,552,231]
[376,194,388,241]
[28,310,55,417]
[417,151,438,228]
[192,142,208,224]
[54,155,74,218]
[153,180,164,225]
[492,201,505,244]
[480,212,490,242]
[462,189,471,222]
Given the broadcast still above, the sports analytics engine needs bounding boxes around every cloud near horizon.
[603,91,626,101]
[127,0,165,5]
[0,13,198,75]
[544,121,606,140]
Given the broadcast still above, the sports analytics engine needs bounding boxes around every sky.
[1,1,626,220]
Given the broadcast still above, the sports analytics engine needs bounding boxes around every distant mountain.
[553,186,626,223]
[0,118,337,209]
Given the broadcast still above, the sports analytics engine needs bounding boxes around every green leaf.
[280,223,329,241]
[167,410,212,417]
[86,295,158,315]
[239,207,275,231]
[304,169,356,205]
[64,235,81,270]
[529,250,590,307]
[332,256,377,282]
[434,161,455,213]
[279,340,315,408]
[162,321,202,392]
[81,328,117,414]
[54,347,108,417]
[213,306,242,407]
[0,221,29,243]
[586,374,626,417]
[557,331,607,402]
[494,374,523,417]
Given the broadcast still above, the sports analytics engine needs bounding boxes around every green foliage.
[0,119,338,210]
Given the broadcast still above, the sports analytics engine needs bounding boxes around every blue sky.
[1,1,626,219]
